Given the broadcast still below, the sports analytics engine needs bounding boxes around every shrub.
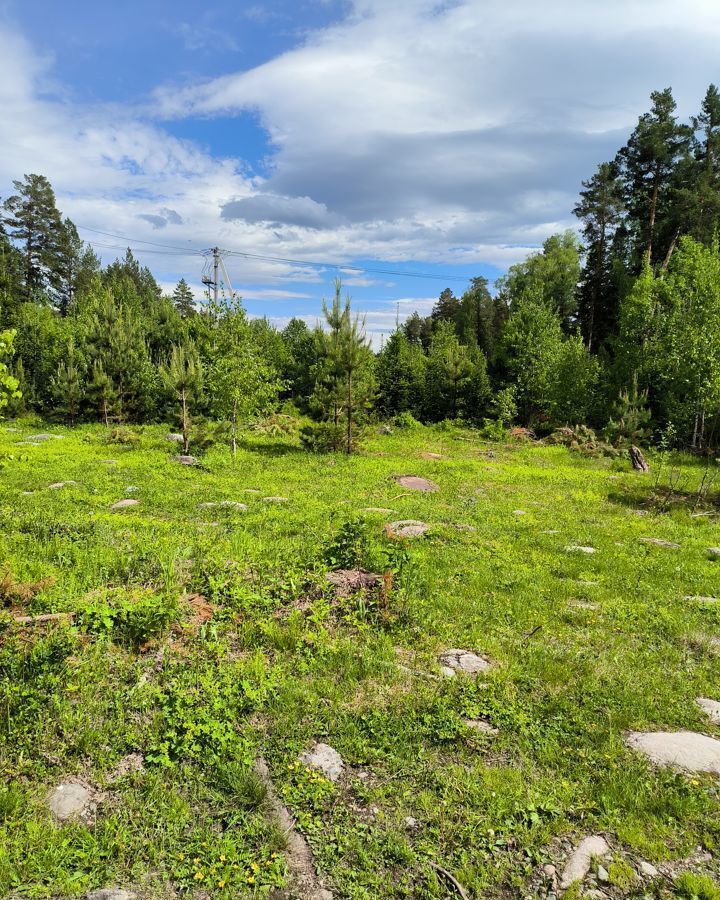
[106,426,141,445]
[78,589,176,646]
[324,518,370,569]
[391,411,420,429]
[300,421,350,452]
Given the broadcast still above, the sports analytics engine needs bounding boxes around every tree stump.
[629,445,650,473]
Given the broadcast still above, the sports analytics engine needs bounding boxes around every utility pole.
[212,247,219,304]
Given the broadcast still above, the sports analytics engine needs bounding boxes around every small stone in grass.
[421,452,443,460]
[110,499,140,510]
[559,836,610,889]
[685,595,718,604]
[198,501,248,510]
[625,730,720,774]
[708,547,720,559]
[640,537,680,549]
[26,433,60,442]
[438,648,491,675]
[565,545,596,554]
[395,475,439,492]
[47,782,93,822]
[49,481,76,489]
[299,743,344,781]
[513,509,526,516]
[385,520,430,538]
[463,718,498,735]
[697,697,720,724]
[263,496,289,502]
[174,454,198,466]
[638,860,659,878]
[165,433,184,442]
[86,891,136,900]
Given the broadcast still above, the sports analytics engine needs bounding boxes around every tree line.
[2,85,720,452]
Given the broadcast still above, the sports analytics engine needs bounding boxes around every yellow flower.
[193,871,204,881]
[178,853,185,860]
[219,854,226,862]
[246,875,255,884]
[232,864,239,870]
[691,778,700,786]
[193,857,200,865]
[217,880,226,888]
[251,862,260,873]
[271,852,280,859]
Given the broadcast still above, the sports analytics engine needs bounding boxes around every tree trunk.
[181,389,189,454]
[346,370,352,454]
[661,228,680,271]
[231,401,237,458]
[629,445,650,472]
[645,169,660,266]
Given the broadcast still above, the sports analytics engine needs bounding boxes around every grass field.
[1,419,720,899]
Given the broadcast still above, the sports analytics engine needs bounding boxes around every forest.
[2,86,720,452]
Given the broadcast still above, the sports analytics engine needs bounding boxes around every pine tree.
[2,174,64,303]
[88,360,118,426]
[431,288,460,326]
[160,342,203,453]
[51,342,83,423]
[172,278,196,318]
[574,162,625,350]
[616,89,692,268]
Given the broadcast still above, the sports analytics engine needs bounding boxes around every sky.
[2,0,720,344]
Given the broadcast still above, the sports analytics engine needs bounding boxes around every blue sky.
[2,0,720,341]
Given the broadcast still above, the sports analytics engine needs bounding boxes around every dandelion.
[193,871,204,881]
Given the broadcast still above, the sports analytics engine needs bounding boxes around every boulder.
[438,649,491,675]
[174,455,198,466]
[47,782,93,822]
[110,499,140,510]
[697,697,720,724]
[385,520,430,538]
[625,730,720,774]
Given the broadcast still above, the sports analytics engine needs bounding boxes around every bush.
[78,589,176,646]
[300,421,354,452]
[106,426,141,445]
[545,425,620,458]
[324,518,370,569]
[391,411,420,429]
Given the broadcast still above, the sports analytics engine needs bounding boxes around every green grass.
[1,419,720,898]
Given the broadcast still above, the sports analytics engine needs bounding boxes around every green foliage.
[674,872,720,900]
[0,329,21,416]
[299,420,349,452]
[78,589,177,647]
[323,518,370,569]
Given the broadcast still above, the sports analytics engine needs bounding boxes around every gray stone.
[378,425,392,435]
[597,864,609,882]
[708,547,720,559]
[125,486,139,493]
[47,782,92,822]
[299,743,344,782]
[395,475,439,492]
[543,864,556,879]
[559,836,610,889]
[385,520,430,538]
[86,891,136,900]
[364,507,394,514]
[697,697,720,724]
[464,718,498,735]
[26,433,60,442]
[110,499,140,510]
[685,595,718,604]
[639,537,680,549]
[440,666,456,678]
[174,454,198,466]
[263,496,289,502]
[514,509,526,516]
[565,545,596,554]
[625,730,720,774]
[438,649,491,675]
[49,481,76,489]
[638,861,659,878]
[165,433,184,442]
[404,815,418,828]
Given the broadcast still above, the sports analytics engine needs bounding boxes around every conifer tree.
[160,342,203,453]
[172,278,196,318]
[51,342,83,423]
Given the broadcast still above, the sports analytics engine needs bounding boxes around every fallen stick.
[13,612,76,625]
[429,861,471,899]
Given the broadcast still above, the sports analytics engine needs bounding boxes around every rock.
[404,815,418,828]
[542,529,560,534]
[110,499,140,510]
[707,547,720,558]
[395,475,439,492]
[263,496,289,502]
[685,595,718,604]
[174,454,198,466]
[421,452,443,460]
[165,433,184,442]
[378,425,392,435]
[26,433,60,442]
[464,718,498,735]
[452,523,476,532]
[639,537,680,549]
[438,649,491,675]
[543,864,556,880]
[597,864,609,882]
[565,545,596,554]
[440,666,456,678]
[364,507,394,514]
[125,486,139,493]
[638,861,659,878]
[514,509,526,516]
[86,891,136,900]
[385,520,430,538]
[559,836,610,889]
[47,782,93,822]
[49,481,76,489]
[299,743,344,782]
[625,731,720,774]
[697,697,720,723]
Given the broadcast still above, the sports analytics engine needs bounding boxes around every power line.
[76,222,473,283]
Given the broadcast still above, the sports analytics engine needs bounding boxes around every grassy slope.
[0,421,719,898]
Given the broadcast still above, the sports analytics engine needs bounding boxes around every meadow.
[1,420,719,899]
